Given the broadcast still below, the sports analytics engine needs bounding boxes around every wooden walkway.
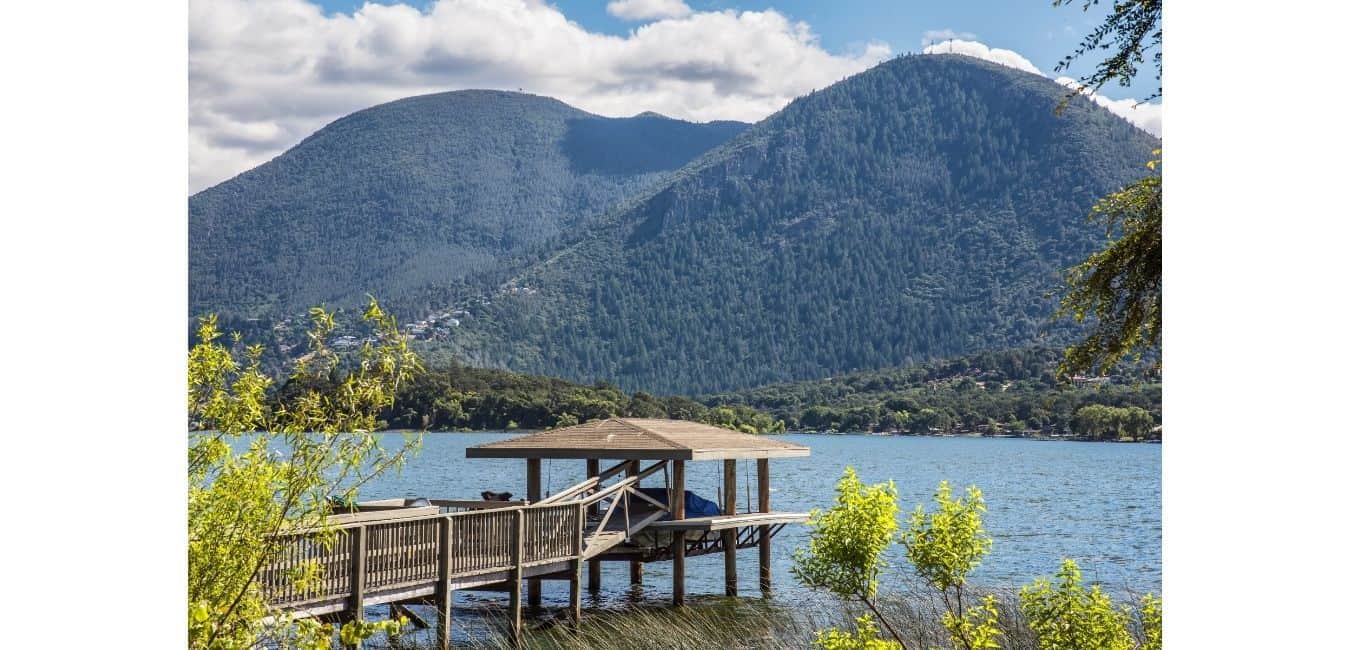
[260,457,806,647]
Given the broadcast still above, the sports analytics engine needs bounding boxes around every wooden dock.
[260,419,810,648]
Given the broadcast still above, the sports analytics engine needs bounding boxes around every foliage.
[189,90,745,318]
[940,595,1003,650]
[903,483,993,592]
[187,298,421,649]
[1053,0,1162,380]
[1070,404,1156,440]
[1019,559,1157,650]
[794,468,906,646]
[815,615,904,650]
[794,468,901,600]
[704,346,1160,437]
[1139,594,1162,650]
[902,482,1001,650]
[1053,0,1162,102]
[376,363,785,433]
[1057,152,1162,379]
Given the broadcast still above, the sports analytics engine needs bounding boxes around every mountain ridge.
[422,54,1159,393]
[189,89,748,317]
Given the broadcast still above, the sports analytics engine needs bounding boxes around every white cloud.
[606,0,691,22]
[189,0,891,192]
[921,38,1041,75]
[1055,77,1162,137]
[922,38,1161,137]
[921,29,976,46]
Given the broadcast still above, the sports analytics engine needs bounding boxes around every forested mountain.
[189,90,746,317]
[431,55,1160,393]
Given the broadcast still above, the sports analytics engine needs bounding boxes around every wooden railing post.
[671,459,686,607]
[722,459,738,597]
[509,508,525,647]
[436,516,453,650]
[346,525,367,649]
[758,458,771,594]
[526,459,542,614]
[585,458,601,593]
[626,460,644,585]
[570,502,584,632]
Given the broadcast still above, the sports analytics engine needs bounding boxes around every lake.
[353,432,1160,641]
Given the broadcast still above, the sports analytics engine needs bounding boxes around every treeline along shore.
[271,346,1159,441]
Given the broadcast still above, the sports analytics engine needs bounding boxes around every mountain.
[189,90,747,317]
[430,54,1160,394]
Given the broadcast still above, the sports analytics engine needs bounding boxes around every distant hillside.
[699,346,1161,436]
[431,55,1160,393]
[189,90,746,317]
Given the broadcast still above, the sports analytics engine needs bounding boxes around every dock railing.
[260,500,587,610]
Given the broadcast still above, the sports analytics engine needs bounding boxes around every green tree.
[1054,0,1163,379]
[188,299,420,649]
[901,482,1002,650]
[1057,154,1162,379]
[1054,0,1162,103]
[793,467,906,648]
[1020,559,1159,650]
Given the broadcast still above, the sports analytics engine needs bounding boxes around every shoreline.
[386,428,1161,443]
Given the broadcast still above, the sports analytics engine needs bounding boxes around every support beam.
[509,509,525,647]
[627,460,644,585]
[436,516,453,649]
[722,459,738,597]
[671,459,686,607]
[586,459,601,593]
[758,458,771,594]
[346,526,367,649]
[526,459,542,613]
[569,559,582,632]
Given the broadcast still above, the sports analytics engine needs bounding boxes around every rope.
[545,458,553,498]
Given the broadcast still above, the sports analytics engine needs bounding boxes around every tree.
[1055,0,1163,380]
[1054,0,1162,103]
[1057,154,1162,379]
[1020,559,1161,650]
[794,468,906,648]
[901,482,1002,650]
[188,298,421,649]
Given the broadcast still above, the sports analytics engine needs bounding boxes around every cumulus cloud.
[606,0,692,22]
[922,37,1161,137]
[921,38,1040,75]
[188,0,890,192]
[921,29,976,46]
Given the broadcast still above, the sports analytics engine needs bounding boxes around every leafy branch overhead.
[1057,151,1162,379]
[1053,0,1162,103]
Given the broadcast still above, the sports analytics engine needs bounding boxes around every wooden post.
[436,516,453,650]
[509,509,525,647]
[570,502,584,632]
[722,459,738,597]
[758,458,771,594]
[627,460,644,585]
[671,459,686,607]
[526,458,542,613]
[586,458,601,593]
[347,525,367,649]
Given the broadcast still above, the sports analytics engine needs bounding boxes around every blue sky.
[311,0,1158,99]
[190,0,1160,191]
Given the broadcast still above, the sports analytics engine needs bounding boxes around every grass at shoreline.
[372,586,1154,650]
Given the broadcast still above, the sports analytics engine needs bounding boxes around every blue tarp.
[632,487,721,520]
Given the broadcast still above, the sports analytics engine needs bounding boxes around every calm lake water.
[351,432,1160,642]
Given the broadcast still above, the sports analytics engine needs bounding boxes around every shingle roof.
[465,418,810,461]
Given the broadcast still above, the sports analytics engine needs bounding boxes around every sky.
[189,0,1162,193]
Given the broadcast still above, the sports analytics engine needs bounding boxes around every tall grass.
[377,586,1155,649]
